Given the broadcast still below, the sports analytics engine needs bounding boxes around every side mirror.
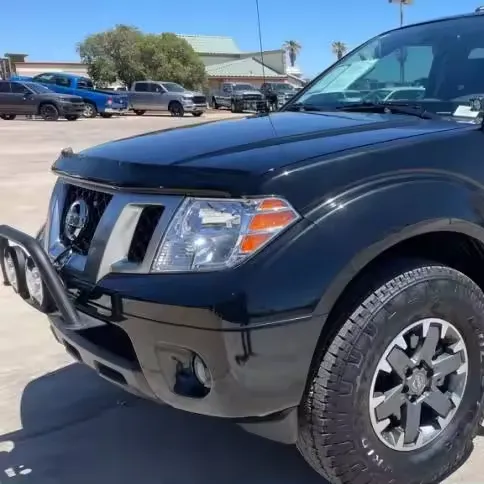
[23,91,33,99]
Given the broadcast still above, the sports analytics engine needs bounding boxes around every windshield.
[286,15,484,114]
[24,82,52,94]
[234,84,256,91]
[273,83,294,92]
[161,82,185,92]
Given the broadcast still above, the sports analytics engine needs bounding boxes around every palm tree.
[283,40,302,67]
[331,41,348,60]
[389,0,413,27]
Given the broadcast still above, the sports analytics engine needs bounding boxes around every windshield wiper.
[335,101,440,120]
[285,102,325,112]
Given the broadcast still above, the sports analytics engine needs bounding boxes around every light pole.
[388,0,413,27]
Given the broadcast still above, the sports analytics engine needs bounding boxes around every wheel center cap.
[407,369,428,396]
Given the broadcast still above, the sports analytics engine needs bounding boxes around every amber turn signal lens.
[240,233,271,253]
[258,198,289,211]
[249,210,297,232]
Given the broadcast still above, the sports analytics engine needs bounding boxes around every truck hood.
[235,90,263,96]
[53,111,463,195]
[40,94,83,102]
[182,90,204,97]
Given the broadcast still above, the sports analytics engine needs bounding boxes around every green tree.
[77,26,206,89]
[283,40,302,67]
[331,41,348,60]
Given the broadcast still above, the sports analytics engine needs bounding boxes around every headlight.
[183,96,194,102]
[151,197,300,273]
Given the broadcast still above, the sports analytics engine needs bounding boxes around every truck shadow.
[0,363,324,484]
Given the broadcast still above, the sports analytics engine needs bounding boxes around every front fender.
[305,174,484,318]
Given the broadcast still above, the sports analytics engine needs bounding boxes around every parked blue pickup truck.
[10,72,128,118]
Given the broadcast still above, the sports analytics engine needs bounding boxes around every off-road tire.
[230,100,239,113]
[297,261,484,484]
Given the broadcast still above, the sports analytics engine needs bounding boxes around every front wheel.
[230,100,239,113]
[39,104,59,121]
[0,114,16,120]
[169,102,184,117]
[298,262,484,484]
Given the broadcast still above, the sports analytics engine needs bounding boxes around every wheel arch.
[302,178,484,398]
[37,100,58,114]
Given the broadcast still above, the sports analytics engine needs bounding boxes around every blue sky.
[0,0,482,78]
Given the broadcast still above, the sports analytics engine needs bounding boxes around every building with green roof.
[177,34,304,91]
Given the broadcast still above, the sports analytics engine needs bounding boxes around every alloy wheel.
[369,318,468,451]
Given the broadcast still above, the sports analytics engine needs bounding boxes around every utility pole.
[388,0,413,27]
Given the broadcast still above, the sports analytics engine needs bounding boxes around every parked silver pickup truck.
[128,81,207,117]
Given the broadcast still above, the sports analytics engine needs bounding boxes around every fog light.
[25,259,43,305]
[192,355,212,389]
[24,258,54,313]
[2,245,29,298]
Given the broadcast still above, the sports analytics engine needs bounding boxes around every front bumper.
[58,103,85,117]
[104,107,129,114]
[237,99,267,112]
[182,102,207,113]
[0,224,315,441]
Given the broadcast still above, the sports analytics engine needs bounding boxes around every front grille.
[192,95,206,104]
[243,94,262,101]
[127,206,164,263]
[60,185,112,255]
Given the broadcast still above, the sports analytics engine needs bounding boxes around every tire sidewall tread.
[298,263,484,484]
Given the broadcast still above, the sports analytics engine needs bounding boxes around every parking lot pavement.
[0,113,483,484]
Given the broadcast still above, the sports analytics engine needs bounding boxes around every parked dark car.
[5,8,484,484]
[260,82,298,110]
[11,73,128,118]
[0,80,84,121]
[211,82,266,112]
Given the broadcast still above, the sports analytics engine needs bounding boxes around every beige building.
[4,35,305,88]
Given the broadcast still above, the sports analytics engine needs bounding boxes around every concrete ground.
[0,112,482,484]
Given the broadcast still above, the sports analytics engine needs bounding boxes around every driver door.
[10,82,36,115]
[151,83,169,110]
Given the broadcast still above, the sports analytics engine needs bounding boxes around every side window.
[34,73,55,84]
[151,84,163,93]
[0,82,10,93]
[77,78,93,89]
[134,82,149,92]
[11,82,29,94]
[54,75,71,87]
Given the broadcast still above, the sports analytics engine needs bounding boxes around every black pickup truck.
[0,80,84,121]
[4,10,484,484]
